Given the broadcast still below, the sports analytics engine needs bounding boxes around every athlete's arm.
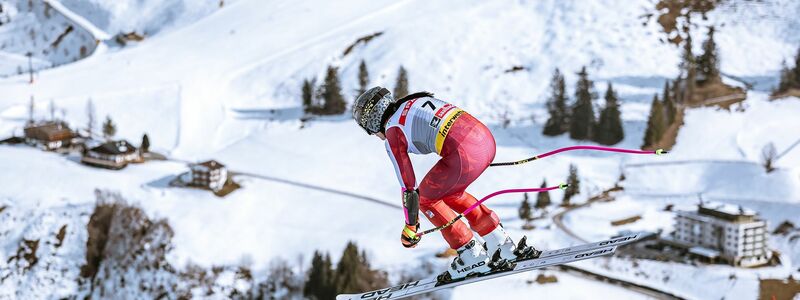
[384,126,419,225]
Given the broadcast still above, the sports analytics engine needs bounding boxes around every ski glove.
[401,223,420,248]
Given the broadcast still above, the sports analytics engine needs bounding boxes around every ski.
[336,232,653,300]
[536,231,652,258]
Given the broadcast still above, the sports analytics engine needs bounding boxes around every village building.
[673,201,771,267]
[23,121,76,150]
[81,140,141,170]
[189,160,228,192]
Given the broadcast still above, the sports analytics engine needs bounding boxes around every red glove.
[401,223,420,248]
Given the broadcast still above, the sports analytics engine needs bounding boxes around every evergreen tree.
[794,47,800,89]
[302,78,316,114]
[594,83,624,145]
[642,95,666,149]
[102,115,116,140]
[318,66,346,115]
[86,99,95,138]
[563,164,580,206]
[672,79,683,104]
[304,251,335,300]
[663,81,677,125]
[140,134,150,153]
[357,60,369,97]
[777,61,795,94]
[518,193,532,222]
[535,179,551,209]
[697,26,720,85]
[680,35,696,101]
[543,68,569,136]
[334,241,387,295]
[394,66,409,99]
[569,66,597,140]
[776,47,800,94]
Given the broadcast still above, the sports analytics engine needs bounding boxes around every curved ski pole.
[417,183,568,238]
[489,146,667,167]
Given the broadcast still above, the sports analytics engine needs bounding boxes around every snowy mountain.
[1,0,799,299]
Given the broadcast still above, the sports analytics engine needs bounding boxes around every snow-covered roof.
[699,201,756,216]
[689,246,720,258]
[89,140,137,155]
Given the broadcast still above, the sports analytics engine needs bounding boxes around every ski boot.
[483,224,542,263]
[482,224,518,262]
[436,238,496,284]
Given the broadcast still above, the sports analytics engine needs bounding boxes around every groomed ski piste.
[1,0,799,299]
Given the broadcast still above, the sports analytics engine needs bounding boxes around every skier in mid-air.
[352,86,531,280]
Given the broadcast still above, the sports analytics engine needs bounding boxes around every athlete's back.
[384,97,463,155]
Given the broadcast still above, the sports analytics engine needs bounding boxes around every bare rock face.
[81,190,179,299]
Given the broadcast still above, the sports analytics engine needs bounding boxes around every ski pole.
[489,146,667,167]
[417,183,568,238]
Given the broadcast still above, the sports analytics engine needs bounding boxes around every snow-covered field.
[560,94,800,299]
[1,0,799,299]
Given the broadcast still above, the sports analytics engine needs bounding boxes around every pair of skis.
[336,232,654,300]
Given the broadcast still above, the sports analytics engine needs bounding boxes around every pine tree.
[535,179,551,209]
[334,242,363,294]
[594,83,624,145]
[663,81,677,125]
[518,193,532,222]
[140,134,150,153]
[776,47,800,94]
[86,99,95,138]
[642,95,666,149]
[357,60,369,97]
[543,68,569,136]
[794,47,800,89]
[102,115,116,140]
[777,61,794,94]
[302,78,316,114]
[333,242,387,295]
[394,66,409,99]
[304,251,335,300]
[680,35,696,101]
[318,66,346,115]
[563,164,580,206]
[672,78,683,104]
[569,66,597,141]
[697,26,720,85]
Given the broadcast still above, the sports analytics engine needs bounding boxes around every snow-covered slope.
[0,0,799,299]
[58,0,231,37]
[0,0,97,76]
[1,0,796,154]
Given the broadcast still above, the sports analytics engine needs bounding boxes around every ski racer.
[351,86,529,280]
